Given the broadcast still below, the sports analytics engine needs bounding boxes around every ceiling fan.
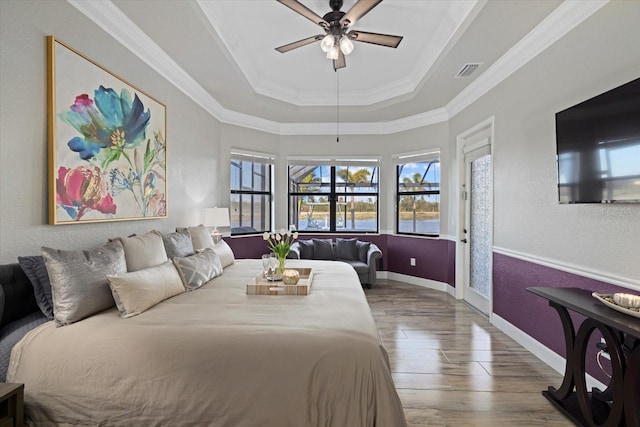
[275,0,403,70]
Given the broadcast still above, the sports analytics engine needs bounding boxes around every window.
[396,151,440,236]
[230,151,274,235]
[288,159,379,233]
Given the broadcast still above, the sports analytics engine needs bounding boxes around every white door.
[461,142,492,315]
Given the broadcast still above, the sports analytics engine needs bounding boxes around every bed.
[6,259,406,426]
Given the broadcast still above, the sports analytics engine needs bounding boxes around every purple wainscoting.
[493,252,633,384]
[387,235,455,287]
[226,234,456,287]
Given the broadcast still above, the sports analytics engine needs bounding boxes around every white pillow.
[114,230,168,272]
[212,239,235,268]
[188,225,215,251]
[107,260,185,318]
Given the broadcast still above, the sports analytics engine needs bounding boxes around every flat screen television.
[555,77,640,203]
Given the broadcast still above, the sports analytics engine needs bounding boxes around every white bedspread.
[8,259,406,427]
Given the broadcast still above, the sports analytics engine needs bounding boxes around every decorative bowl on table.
[592,292,640,318]
[282,269,300,286]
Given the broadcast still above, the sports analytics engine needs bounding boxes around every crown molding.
[196,0,481,107]
[68,0,608,136]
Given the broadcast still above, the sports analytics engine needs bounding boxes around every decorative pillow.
[356,240,371,264]
[162,229,195,259]
[312,239,334,260]
[18,256,54,319]
[114,230,168,272]
[107,260,185,318]
[297,240,314,259]
[188,225,215,251]
[42,240,127,326]
[173,248,223,291]
[335,238,358,261]
[211,239,235,268]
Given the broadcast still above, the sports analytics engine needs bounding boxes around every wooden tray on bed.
[246,268,314,295]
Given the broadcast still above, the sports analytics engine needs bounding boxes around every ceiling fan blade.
[349,30,403,48]
[275,35,324,53]
[277,0,329,28]
[333,49,346,70]
[339,0,383,28]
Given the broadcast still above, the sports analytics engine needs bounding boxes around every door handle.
[460,238,468,243]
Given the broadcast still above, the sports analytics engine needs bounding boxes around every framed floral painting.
[47,36,167,224]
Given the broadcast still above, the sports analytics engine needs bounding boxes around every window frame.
[395,151,441,237]
[230,150,275,236]
[287,158,380,234]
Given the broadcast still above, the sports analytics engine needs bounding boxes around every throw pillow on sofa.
[356,241,371,263]
[297,240,314,259]
[335,238,358,261]
[312,239,334,260]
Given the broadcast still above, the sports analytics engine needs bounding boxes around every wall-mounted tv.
[555,77,640,204]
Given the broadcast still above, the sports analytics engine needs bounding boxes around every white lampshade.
[203,207,230,230]
[326,45,339,60]
[339,37,354,55]
[320,34,334,53]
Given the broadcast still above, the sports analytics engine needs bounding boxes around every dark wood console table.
[528,287,640,427]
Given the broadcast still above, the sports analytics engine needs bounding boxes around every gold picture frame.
[47,36,167,224]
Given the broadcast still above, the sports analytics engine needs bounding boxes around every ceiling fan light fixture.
[327,45,339,60]
[320,34,335,52]
[339,36,354,55]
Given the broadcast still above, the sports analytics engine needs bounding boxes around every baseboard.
[378,271,449,292]
[491,313,606,391]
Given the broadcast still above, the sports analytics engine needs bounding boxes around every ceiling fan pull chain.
[336,69,340,143]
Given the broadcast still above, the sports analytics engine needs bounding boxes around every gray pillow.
[18,256,54,319]
[42,240,127,326]
[312,239,334,260]
[356,240,371,263]
[298,240,314,259]
[335,238,358,261]
[173,248,223,291]
[162,229,195,259]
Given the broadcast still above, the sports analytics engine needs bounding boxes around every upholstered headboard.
[0,263,39,330]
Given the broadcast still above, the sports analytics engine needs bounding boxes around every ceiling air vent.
[454,63,483,78]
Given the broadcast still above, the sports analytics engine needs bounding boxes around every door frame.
[455,117,495,318]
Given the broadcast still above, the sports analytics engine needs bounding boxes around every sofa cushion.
[42,240,127,326]
[18,256,54,319]
[297,240,314,259]
[341,260,369,276]
[162,229,195,259]
[356,240,371,263]
[335,238,358,261]
[312,239,334,260]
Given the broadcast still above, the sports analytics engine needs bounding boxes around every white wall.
[448,1,640,284]
[0,0,223,263]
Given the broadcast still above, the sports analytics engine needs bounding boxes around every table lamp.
[203,207,230,243]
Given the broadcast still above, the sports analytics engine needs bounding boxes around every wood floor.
[364,279,574,427]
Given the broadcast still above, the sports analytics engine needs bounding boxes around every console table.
[528,287,640,427]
